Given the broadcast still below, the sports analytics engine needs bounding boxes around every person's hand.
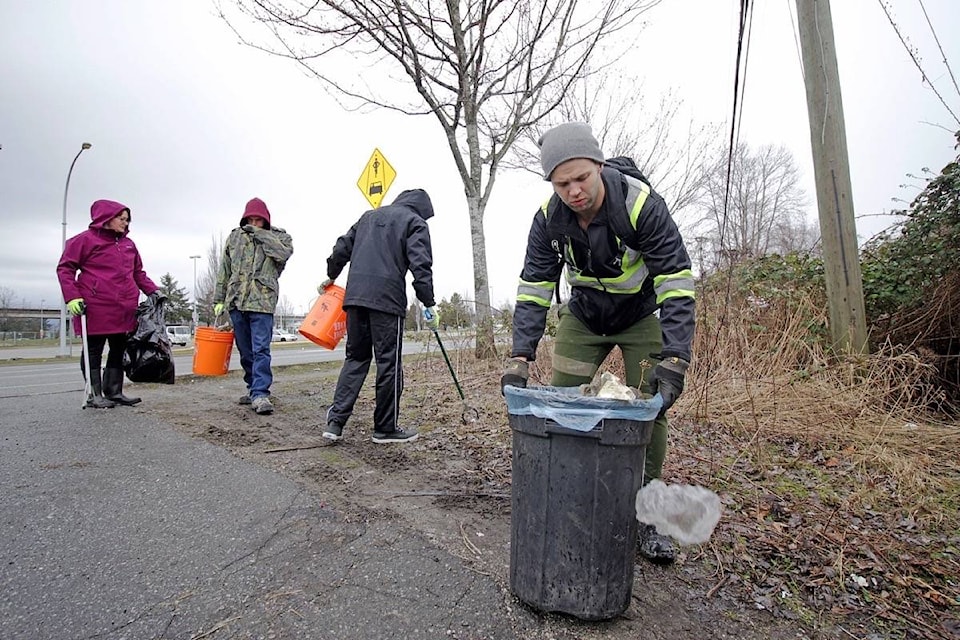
[423,306,440,330]
[317,278,335,293]
[242,224,256,234]
[66,298,85,316]
[214,303,225,316]
[650,356,689,416]
[500,357,529,394]
[148,292,167,306]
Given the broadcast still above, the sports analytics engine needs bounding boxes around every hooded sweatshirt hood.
[89,199,131,235]
[240,197,272,229]
[390,189,434,221]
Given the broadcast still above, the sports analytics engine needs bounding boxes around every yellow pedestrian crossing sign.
[356,148,396,209]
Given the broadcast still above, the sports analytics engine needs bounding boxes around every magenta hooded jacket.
[57,199,158,336]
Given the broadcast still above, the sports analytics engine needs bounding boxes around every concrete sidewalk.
[0,392,533,639]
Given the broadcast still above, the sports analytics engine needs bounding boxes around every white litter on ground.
[635,479,722,545]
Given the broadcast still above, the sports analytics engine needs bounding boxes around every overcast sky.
[2,0,958,316]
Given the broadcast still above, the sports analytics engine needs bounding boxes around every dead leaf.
[923,589,955,607]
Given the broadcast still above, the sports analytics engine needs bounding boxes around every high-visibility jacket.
[512,165,695,361]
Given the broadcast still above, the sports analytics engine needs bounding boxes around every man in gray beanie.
[502,122,697,565]
[537,121,606,180]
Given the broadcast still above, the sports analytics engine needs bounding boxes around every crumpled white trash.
[634,479,722,545]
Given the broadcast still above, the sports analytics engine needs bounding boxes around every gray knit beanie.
[537,122,605,180]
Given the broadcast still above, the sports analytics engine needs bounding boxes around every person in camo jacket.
[213,197,294,415]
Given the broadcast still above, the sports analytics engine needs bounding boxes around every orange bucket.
[192,326,235,375]
[299,285,347,349]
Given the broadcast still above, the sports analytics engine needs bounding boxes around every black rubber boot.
[85,369,116,409]
[637,524,676,565]
[102,367,141,406]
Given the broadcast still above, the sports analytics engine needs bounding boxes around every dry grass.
[415,288,960,637]
[689,291,959,484]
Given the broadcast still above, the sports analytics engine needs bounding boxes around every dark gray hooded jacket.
[326,189,436,315]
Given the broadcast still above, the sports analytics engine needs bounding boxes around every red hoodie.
[56,199,158,336]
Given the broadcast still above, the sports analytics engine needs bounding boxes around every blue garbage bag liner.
[504,385,662,432]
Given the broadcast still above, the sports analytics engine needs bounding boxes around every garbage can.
[504,386,660,620]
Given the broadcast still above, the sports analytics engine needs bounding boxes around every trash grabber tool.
[432,329,479,424]
[80,307,92,409]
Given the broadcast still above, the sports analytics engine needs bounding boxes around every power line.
[787,0,805,81]
[696,0,756,417]
[876,0,960,127]
[733,1,756,150]
[720,0,755,251]
[917,0,960,103]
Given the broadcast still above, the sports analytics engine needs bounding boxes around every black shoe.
[371,427,418,444]
[85,394,116,409]
[323,423,344,441]
[238,393,252,405]
[637,524,676,565]
[84,369,116,409]
[102,367,141,406]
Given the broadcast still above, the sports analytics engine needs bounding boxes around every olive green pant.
[550,306,668,482]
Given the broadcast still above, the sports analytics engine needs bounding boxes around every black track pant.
[327,307,404,434]
[80,333,127,377]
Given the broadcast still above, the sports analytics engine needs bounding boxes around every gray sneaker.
[637,523,676,565]
[251,396,274,415]
[238,393,252,405]
[323,423,344,441]
[371,427,418,444]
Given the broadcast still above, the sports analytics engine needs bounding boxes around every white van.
[165,325,191,346]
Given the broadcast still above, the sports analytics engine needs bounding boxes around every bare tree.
[695,143,810,270]
[275,295,295,329]
[197,234,224,326]
[509,75,722,219]
[218,0,661,357]
[0,286,14,333]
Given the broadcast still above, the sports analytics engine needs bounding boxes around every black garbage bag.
[123,297,176,384]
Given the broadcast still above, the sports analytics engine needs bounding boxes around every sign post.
[356,148,396,209]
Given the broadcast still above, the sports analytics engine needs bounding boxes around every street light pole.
[59,142,92,357]
[189,255,201,330]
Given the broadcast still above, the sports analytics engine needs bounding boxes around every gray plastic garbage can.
[509,413,653,620]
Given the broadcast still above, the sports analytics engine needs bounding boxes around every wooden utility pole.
[796,0,869,354]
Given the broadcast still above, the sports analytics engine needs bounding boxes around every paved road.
[0,379,531,639]
[0,340,438,399]
[0,334,528,639]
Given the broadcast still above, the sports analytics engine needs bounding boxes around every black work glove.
[501,358,529,395]
[650,356,689,416]
[148,292,167,306]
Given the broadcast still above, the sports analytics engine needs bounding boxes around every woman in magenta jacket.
[57,199,160,408]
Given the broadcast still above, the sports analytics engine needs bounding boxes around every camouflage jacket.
[214,226,294,314]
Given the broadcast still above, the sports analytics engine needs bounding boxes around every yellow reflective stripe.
[625,176,650,230]
[517,280,554,307]
[517,294,551,307]
[653,270,694,290]
[658,289,696,303]
[567,260,649,294]
[654,270,696,303]
[518,279,556,292]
